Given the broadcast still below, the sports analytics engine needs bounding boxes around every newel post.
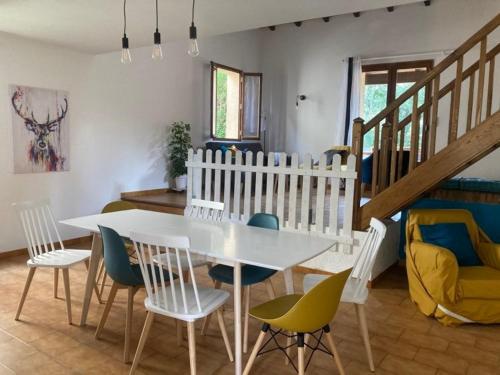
[352,118,364,229]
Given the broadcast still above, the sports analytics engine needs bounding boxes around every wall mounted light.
[296,94,306,107]
[121,0,132,64]
[353,12,361,18]
[152,0,163,60]
[323,17,331,23]
[294,21,303,27]
[188,0,200,57]
[269,25,276,31]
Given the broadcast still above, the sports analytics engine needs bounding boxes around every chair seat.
[303,273,368,304]
[153,253,210,271]
[249,294,302,324]
[459,266,500,300]
[27,249,91,268]
[144,286,230,321]
[209,264,277,286]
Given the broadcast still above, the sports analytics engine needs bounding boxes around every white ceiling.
[0,0,422,54]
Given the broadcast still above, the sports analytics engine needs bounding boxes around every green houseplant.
[168,121,192,191]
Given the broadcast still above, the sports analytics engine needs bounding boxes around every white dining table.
[60,209,336,375]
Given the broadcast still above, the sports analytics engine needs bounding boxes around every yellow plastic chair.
[243,268,351,375]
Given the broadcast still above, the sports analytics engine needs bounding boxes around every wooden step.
[358,111,500,228]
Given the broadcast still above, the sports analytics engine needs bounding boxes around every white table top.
[60,209,335,271]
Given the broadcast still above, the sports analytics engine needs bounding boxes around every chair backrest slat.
[13,199,64,260]
[350,218,387,299]
[40,207,56,252]
[185,199,224,222]
[132,232,200,316]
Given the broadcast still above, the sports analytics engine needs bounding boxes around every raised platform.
[121,188,186,215]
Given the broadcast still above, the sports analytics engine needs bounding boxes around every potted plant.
[168,121,192,191]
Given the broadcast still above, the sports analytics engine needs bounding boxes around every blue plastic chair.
[204,213,279,352]
[95,225,175,363]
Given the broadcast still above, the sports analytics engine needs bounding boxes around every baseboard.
[0,235,93,260]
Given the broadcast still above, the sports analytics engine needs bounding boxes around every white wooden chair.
[303,217,387,372]
[12,199,94,324]
[129,232,233,375]
[163,199,225,277]
[185,198,225,222]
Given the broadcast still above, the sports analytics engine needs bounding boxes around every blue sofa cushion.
[419,223,482,267]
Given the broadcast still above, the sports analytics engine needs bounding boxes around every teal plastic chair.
[95,225,174,363]
[204,213,279,353]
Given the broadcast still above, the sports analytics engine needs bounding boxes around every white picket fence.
[185,148,363,271]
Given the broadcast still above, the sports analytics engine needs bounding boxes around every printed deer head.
[11,89,68,171]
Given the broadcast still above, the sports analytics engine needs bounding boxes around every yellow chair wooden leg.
[243,324,269,375]
[216,309,234,362]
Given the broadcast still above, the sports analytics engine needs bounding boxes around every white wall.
[260,0,500,178]
[0,30,261,252]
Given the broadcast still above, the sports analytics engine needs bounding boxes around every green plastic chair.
[243,268,352,375]
[96,201,137,300]
[203,213,279,353]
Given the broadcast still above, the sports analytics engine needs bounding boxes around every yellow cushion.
[459,266,500,300]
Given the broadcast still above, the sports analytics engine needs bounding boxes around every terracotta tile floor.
[0,251,499,375]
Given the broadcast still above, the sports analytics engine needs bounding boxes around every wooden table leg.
[80,232,102,326]
[234,262,242,375]
[283,268,295,365]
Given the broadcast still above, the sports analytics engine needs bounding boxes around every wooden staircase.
[353,14,500,229]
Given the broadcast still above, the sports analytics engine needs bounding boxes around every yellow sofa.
[406,209,500,325]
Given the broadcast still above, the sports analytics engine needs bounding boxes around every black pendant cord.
[123,0,127,36]
[155,0,159,32]
[191,0,196,25]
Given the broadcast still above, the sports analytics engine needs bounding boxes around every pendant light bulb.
[188,24,199,57]
[121,0,131,64]
[121,35,132,64]
[188,0,200,57]
[152,30,163,60]
[152,0,163,60]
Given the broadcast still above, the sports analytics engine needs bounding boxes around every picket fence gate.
[185,148,364,272]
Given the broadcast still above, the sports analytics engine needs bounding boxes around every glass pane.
[243,75,261,138]
[212,67,241,139]
[361,70,389,151]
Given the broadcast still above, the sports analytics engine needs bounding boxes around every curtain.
[243,75,261,138]
[338,56,362,146]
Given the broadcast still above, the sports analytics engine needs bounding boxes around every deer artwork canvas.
[9,85,69,173]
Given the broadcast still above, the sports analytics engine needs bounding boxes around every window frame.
[361,59,434,156]
[210,62,262,141]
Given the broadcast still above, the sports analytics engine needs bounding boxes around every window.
[211,62,262,140]
[361,60,433,153]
